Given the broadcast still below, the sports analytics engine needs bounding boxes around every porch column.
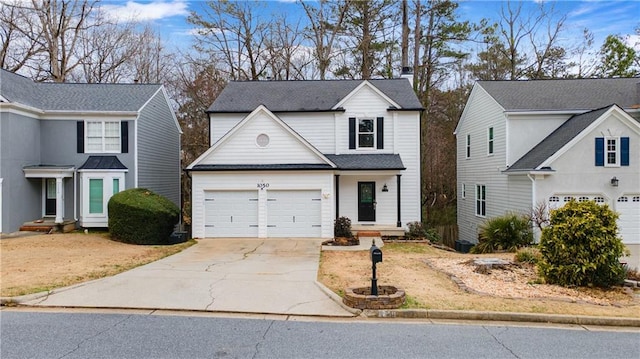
[396,174,402,227]
[335,175,340,219]
[55,176,63,224]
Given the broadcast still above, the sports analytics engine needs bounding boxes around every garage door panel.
[267,190,321,237]
[205,191,258,237]
[618,196,640,245]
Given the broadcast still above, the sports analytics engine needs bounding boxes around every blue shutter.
[621,137,629,166]
[77,121,84,153]
[121,121,128,153]
[348,117,356,149]
[376,117,384,149]
[595,137,604,166]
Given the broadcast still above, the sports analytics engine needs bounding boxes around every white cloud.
[100,1,189,22]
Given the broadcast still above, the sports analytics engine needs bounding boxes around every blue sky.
[99,0,640,53]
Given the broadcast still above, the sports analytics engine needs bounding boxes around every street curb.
[364,309,640,327]
[1,291,49,306]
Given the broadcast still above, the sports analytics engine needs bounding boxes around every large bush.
[108,188,180,245]
[538,200,627,287]
[405,221,442,242]
[334,216,353,238]
[472,213,533,253]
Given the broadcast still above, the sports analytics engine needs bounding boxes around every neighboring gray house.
[456,78,640,269]
[187,79,422,238]
[0,69,181,233]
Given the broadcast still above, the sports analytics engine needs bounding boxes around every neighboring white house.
[187,79,423,238]
[456,78,640,269]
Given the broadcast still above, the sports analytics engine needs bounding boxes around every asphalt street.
[2,310,639,359]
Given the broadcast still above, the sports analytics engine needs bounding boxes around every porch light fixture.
[610,176,619,187]
[382,184,389,192]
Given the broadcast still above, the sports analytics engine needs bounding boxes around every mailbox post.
[370,240,383,296]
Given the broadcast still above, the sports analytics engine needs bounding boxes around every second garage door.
[617,195,640,245]
[267,190,322,237]
[204,191,258,237]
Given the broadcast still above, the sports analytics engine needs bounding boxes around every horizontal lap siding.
[137,91,181,206]
[0,112,42,232]
[278,113,335,154]
[457,86,509,242]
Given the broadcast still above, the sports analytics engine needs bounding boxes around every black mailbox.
[370,246,383,264]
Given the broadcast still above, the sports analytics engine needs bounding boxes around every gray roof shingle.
[190,154,405,171]
[79,156,128,170]
[0,68,161,112]
[207,79,423,112]
[506,105,613,172]
[479,78,640,111]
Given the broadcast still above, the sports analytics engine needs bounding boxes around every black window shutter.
[76,121,84,153]
[376,117,384,149]
[595,137,604,166]
[348,117,356,149]
[621,137,629,166]
[121,121,129,153]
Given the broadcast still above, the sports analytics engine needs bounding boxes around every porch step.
[19,225,55,233]
[357,231,381,239]
[19,220,77,233]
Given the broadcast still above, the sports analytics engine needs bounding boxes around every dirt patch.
[0,232,193,297]
[318,242,640,318]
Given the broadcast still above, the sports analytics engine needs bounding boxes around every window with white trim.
[461,183,466,199]
[86,121,120,153]
[593,196,605,203]
[466,134,471,158]
[475,184,486,217]
[563,196,574,202]
[549,196,559,203]
[578,196,589,202]
[357,118,375,148]
[605,137,619,166]
[487,127,494,155]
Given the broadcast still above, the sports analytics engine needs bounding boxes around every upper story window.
[487,127,494,155]
[595,136,629,167]
[466,134,471,158]
[78,120,128,154]
[348,117,384,150]
[86,121,120,153]
[358,119,375,148]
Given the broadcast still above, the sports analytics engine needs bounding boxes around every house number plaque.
[257,182,270,190]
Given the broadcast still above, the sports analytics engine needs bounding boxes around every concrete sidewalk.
[21,238,357,317]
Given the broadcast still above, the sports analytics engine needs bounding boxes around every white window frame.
[85,120,121,153]
[605,136,620,167]
[357,118,376,149]
[466,134,471,158]
[487,127,494,155]
[475,184,486,217]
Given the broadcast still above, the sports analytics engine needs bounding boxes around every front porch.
[351,224,405,238]
[19,219,77,233]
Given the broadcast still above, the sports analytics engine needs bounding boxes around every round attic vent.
[256,133,270,147]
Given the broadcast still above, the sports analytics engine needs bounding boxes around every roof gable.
[332,80,400,109]
[207,79,422,113]
[187,105,334,169]
[506,104,640,172]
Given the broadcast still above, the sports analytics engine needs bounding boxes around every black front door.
[45,178,56,216]
[358,182,376,222]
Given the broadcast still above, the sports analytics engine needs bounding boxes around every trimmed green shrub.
[108,188,180,245]
[514,246,541,264]
[538,200,627,288]
[334,216,353,238]
[471,213,533,253]
[405,221,442,242]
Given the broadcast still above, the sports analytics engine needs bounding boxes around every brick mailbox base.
[343,286,406,309]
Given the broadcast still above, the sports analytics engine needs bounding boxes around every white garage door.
[267,190,321,237]
[204,191,258,237]
[617,196,640,244]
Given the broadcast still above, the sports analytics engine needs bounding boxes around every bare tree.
[131,25,174,83]
[264,15,312,80]
[0,0,43,72]
[188,0,269,80]
[300,0,349,80]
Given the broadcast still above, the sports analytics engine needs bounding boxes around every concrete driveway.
[23,238,356,317]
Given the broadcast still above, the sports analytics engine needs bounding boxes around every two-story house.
[187,79,422,238]
[456,78,640,268]
[0,69,181,233]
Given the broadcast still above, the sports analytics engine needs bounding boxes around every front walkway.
[23,238,355,317]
